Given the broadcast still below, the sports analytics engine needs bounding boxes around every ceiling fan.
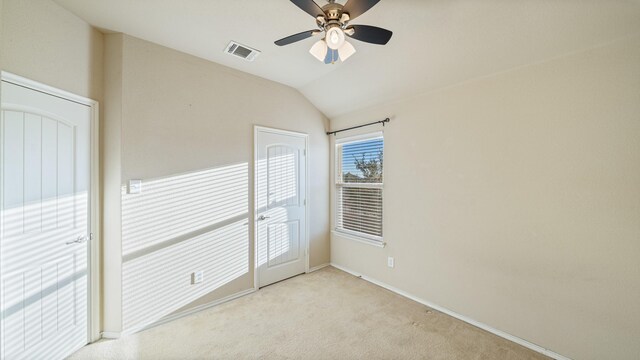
[275,0,392,64]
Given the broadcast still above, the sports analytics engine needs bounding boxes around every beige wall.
[101,33,124,334]
[0,0,103,101]
[105,35,330,331]
[330,35,640,360]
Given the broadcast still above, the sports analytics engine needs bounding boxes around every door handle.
[66,235,89,245]
[257,215,270,221]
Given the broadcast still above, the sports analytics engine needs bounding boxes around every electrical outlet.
[387,257,394,268]
[191,271,204,285]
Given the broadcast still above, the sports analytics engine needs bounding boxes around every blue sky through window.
[341,138,383,183]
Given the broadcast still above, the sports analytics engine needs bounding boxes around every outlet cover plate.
[191,271,204,284]
[128,179,142,194]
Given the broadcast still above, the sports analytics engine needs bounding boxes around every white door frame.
[253,126,309,289]
[0,72,101,343]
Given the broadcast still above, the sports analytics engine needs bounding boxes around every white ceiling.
[53,0,640,118]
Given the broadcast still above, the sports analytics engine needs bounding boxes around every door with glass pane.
[1,80,91,359]
[255,127,307,287]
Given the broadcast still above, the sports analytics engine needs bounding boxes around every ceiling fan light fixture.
[325,27,345,50]
[338,41,356,62]
[309,40,328,62]
[276,0,392,64]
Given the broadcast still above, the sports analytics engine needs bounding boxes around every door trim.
[0,72,101,343]
[253,126,310,289]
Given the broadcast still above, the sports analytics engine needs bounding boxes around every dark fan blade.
[346,24,392,45]
[275,30,318,46]
[290,0,325,18]
[342,0,380,20]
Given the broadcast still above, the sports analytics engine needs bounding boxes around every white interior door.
[1,80,91,359]
[255,128,307,287]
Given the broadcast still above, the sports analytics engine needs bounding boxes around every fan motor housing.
[322,3,343,20]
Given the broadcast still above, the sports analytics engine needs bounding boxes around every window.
[335,133,383,242]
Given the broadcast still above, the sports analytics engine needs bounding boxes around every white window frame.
[334,131,384,243]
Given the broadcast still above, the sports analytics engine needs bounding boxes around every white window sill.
[332,230,386,248]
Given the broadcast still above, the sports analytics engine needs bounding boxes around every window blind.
[335,135,383,241]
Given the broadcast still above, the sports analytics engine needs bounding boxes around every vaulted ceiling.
[54,0,640,118]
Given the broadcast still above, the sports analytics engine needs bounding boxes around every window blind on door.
[335,134,383,241]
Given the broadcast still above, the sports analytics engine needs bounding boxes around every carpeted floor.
[69,267,549,359]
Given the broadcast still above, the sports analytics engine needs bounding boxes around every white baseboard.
[329,263,571,360]
[119,288,257,337]
[307,263,330,273]
[100,331,121,339]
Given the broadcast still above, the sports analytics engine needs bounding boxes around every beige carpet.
[69,267,549,359]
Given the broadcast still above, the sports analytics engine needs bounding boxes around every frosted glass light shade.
[338,41,356,61]
[309,40,328,62]
[326,27,345,50]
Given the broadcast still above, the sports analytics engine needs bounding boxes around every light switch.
[128,179,142,194]
[387,257,395,268]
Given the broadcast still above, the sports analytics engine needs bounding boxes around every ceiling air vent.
[224,41,260,62]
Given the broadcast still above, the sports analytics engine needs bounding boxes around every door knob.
[257,215,271,221]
